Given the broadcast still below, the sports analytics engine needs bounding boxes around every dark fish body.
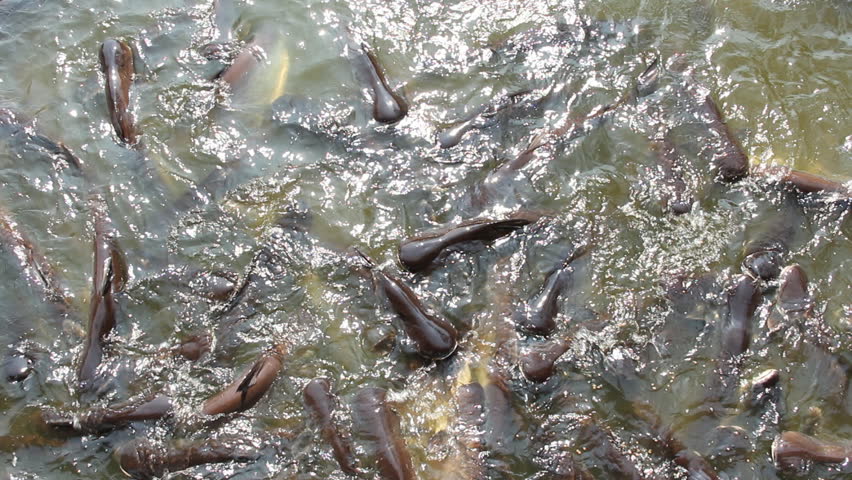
[218,41,262,91]
[78,200,128,391]
[633,402,719,480]
[514,245,589,336]
[399,216,535,273]
[202,343,286,415]
[43,395,173,433]
[549,450,594,480]
[0,434,66,452]
[720,275,760,359]
[742,197,799,281]
[632,57,660,100]
[483,379,519,455]
[673,450,720,480]
[437,92,528,149]
[100,395,173,425]
[521,338,570,382]
[470,103,610,208]
[772,431,852,468]
[303,378,357,475]
[0,109,85,173]
[437,116,480,150]
[373,269,458,360]
[742,369,780,409]
[652,137,693,215]
[777,265,811,313]
[352,43,408,124]
[116,438,258,479]
[99,39,138,145]
[174,334,212,361]
[352,387,416,480]
[471,57,660,209]
[0,207,68,312]
[576,419,647,480]
[453,382,487,479]
[701,95,748,182]
[3,352,31,382]
[758,166,850,195]
[0,108,16,125]
[514,267,572,335]
[192,270,238,302]
[456,383,486,448]
[768,265,812,333]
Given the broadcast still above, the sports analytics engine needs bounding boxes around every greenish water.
[0,0,850,479]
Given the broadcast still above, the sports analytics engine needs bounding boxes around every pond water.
[0,0,850,479]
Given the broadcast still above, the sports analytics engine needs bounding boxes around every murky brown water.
[0,0,850,479]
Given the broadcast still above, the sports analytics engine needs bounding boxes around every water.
[0,0,850,478]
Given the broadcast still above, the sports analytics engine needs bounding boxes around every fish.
[548,450,595,480]
[78,197,128,392]
[513,244,590,335]
[766,265,812,334]
[217,40,264,90]
[353,248,458,360]
[652,135,693,215]
[199,0,238,59]
[504,57,662,174]
[201,343,286,415]
[576,419,647,480]
[216,23,290,106]
[772,431,852,470]
[2,351,31,382]
[213,248,272,318]
[398,213,538,273]
[521,338,570,382]
[350,42,408,124]
[444,382,487,479]
[116,437,258,479]
[597,348,719,479]
[700,95,748,182]
[741,196,801,281]
[173,334,212,361]
[99,39,138,145]
[755,165,850,196]
[482,375,521,455]
[0,206,69,312]
[0,108,16,125]
[192,270,239,302]
[672,450,721,480]
[0,108,85,173]
[632,56,661,101]
[353,387,416,480]
[456,382,486,449]
[720,275,760,360]
[632,403,720,480]
[0,433,66,452]
[303,378,358,475]
[371,267,458,360]
[472,58,661,209]
[43,395,173,434]
[436,91,531,149]
[741,369,780,410]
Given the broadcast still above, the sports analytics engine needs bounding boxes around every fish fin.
[109,241,129,292]
[349,247,374,269]
[101,258,114,297]
[57,143,85,171]
[236,361,264,405]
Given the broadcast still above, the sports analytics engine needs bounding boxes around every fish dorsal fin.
[236,361,264,404]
